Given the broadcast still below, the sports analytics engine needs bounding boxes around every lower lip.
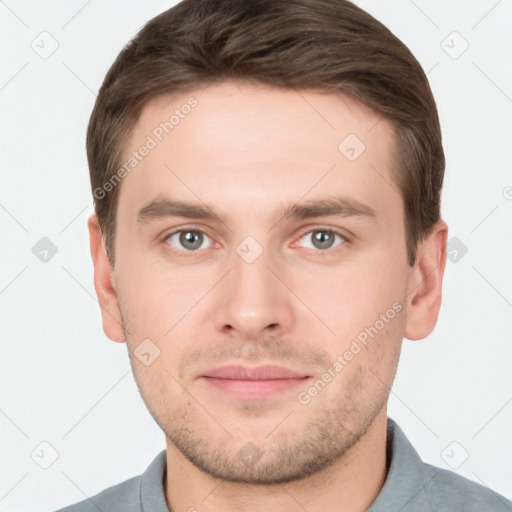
[200,377,310,398]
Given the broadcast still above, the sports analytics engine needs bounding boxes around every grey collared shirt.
[55,418,511,511]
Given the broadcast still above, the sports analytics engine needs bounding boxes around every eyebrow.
[136,195,377,225]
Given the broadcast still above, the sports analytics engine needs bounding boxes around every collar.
[367,417,435,511]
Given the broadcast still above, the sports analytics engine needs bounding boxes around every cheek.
[128,354,184,421]
[117,264,214,382]
[301,259,406,346]
[116,248,201,335]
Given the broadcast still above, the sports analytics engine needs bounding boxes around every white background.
[0,1,511,510]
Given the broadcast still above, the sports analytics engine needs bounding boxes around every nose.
[212,242,295,340]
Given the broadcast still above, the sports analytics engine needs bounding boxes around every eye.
[165,229,213,252]
[298,229,346,251]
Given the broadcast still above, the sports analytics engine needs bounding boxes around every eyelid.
[294,225,351,241]
[160,224,214,241]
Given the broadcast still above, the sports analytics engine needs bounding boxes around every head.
[88,0,447,484]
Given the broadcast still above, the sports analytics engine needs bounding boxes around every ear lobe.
[87,214,126,343]
[404,219,448,341]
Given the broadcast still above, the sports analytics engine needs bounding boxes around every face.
[95,80,419,484]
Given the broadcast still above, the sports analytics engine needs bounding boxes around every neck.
[163,410,389,512]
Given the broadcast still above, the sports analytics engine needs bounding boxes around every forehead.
[118,80,400,223]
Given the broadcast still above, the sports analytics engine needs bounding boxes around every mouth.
[199,364,311,399]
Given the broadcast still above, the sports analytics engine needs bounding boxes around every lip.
[199,365,311,399]
[203,364,308,380]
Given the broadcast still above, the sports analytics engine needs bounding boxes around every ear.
[404,219,448,341]
[88,213,126,343]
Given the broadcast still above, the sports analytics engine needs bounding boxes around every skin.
[88,80,448,512]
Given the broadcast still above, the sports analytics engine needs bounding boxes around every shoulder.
[51,449,167,512]
[371,419,512,512]
[423,463,512,511]
[53,474,142,512]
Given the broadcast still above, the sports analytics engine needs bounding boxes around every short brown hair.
[87,0,444,267]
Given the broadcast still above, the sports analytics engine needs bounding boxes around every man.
[56,0,511,510]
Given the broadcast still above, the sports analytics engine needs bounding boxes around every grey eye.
[299,230,344,250]
[167,230,212,251]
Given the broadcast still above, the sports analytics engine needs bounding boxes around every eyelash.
[161,226,349,258]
